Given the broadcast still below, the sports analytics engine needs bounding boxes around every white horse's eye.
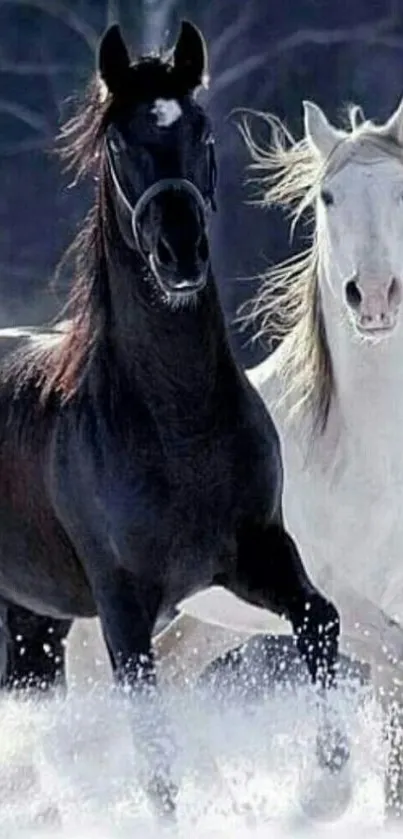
[320,188,334,207]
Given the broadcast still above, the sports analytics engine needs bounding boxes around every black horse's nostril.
[198,233,209,263]
[157,237,175,267]
[345,278,362,311]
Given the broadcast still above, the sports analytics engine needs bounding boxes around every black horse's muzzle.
[106,145,212,298]
[132,179,210,296]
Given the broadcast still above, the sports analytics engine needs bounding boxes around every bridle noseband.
[105,140,216,263]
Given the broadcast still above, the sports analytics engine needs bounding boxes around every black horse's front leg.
[233,520,349,774]
[91,567,177,820]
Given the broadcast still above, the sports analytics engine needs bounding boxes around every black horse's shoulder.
[227,375,284,520]
[236,373,282,455]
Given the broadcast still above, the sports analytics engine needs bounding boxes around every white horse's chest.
[282,435,403,621]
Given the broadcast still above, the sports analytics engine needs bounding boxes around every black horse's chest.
[93,432,236,589]
[53,385,279,615]
[105,435,235,545]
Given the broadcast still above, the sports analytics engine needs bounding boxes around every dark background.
[0,0,402,367]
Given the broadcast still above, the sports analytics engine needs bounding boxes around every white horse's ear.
[350,104,365,131]
[303,100,342,158]
[382,96,403,146]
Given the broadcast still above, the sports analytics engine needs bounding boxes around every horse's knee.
[294,594,340,684]
[295,594,340,648]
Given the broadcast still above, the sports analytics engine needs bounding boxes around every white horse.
[66,95,403,817]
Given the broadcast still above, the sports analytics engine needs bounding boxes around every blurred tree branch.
[0,99,52,133]
[210,4,252,68]
[0,137,51,154]
[141,0,178,52]
[106,0,120,27]
[0,55,73,74]
[0,0,98,51]
[209,7,402,100]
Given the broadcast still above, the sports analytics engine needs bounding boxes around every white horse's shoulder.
[247,345,287,418]
[246,342,303,459]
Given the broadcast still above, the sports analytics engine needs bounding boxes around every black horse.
[0,21,346,816]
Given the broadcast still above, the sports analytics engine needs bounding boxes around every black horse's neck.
[90,202,237,438]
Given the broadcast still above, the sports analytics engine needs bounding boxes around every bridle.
[105,136,217,263]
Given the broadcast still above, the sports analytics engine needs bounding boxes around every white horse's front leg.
[365,638,403,822]
[374,674,403,822]
[153,612,253,687]
[154,586,288,687]
[325,581,403,822]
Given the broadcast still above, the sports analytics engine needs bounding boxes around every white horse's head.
[304,97,403,338]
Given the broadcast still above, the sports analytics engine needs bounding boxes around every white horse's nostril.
[344,278,362,311]
[388,277,402,309]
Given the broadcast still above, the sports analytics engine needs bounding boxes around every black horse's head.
[99,21,217,302]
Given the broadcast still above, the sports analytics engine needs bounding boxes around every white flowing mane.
[239,108,403,435]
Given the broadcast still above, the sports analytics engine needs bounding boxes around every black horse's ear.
[98,24,131,95]
[173,20,208,92]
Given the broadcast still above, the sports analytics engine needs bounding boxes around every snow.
[0,667,395,839]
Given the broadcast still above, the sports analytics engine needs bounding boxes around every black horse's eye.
[320,189,334,207]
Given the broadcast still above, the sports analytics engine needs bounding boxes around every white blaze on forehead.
[151,98,182,127]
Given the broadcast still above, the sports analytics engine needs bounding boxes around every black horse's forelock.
[57,55,194,182]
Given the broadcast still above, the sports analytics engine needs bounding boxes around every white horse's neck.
[320,264,403,466]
